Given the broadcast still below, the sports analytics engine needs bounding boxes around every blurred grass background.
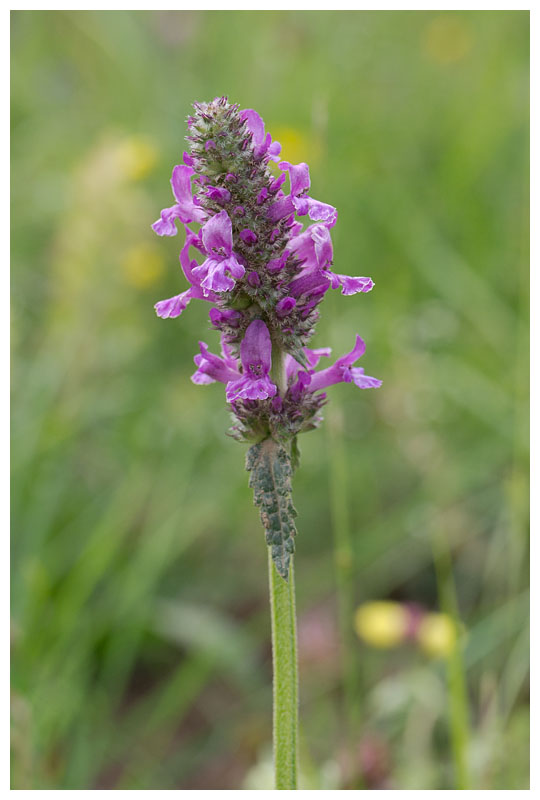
[10,9,529,790]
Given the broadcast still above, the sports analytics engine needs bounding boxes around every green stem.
[431,531,470,789]
[268,551,298,790]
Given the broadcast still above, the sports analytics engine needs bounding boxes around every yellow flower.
[417,613,458,658]
[271,126,323,167]
[122,243,164,289]
[117,136,158,181]
[422,15,473,65]
[354,601,409,649]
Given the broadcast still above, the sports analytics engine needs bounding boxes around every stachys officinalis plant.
[152,97,381,789]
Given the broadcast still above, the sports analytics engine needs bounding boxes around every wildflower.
[226,320,277,401]
[417,613,458,658]
[354,602,409,649]
[191,210,245,293]
[305,336,383,393]
[152,97,381,578]
[152,165,205,235]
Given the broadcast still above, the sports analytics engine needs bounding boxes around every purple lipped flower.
[226,319,277,401]
[205,140,216,151]
[191,339,241,385]
[285,347,331,383]
[154,230,217,319]
[191,210,245,293]
[152,165,206,235]
[305,335,382,393]
[239,109,281,162]
[278,161,338,227]
[289,224,374,296]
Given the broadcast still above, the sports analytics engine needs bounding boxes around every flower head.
[152,97,381,444]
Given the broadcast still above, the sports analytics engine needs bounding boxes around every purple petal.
[267,140,282,162]
[240,319,273,375]
[191,341,240,385]
[305,335,373,393]
[289,224,333,270]
[304,347,332,369]
[350,367,382,389]
[226,374,277,402]
[337,334,366,366]
[154,289,193,319]
[170,165,206,224]
[280,161,310,196]
[193,255,245,293]
[324,273,374,295]
[152,206,180,236]
[288,268,331,299]
[240,109,265,147]
[267,195,295,222]
[292,195,310,216]
[306,197,337,227]
[201,209,233,256]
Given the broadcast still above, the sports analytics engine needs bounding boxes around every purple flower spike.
[191,341,241,385]
[152,165,205,236]
[226,320,277,401]
[192,210,245,293]
[154,97,379,459]
[306,335,382,393]
[153,98,381,581]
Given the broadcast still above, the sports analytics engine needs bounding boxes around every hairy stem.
[268,550,298,790]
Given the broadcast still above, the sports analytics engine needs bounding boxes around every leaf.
[246,438,297,580]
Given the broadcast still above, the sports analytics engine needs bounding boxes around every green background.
[11,10,529,790]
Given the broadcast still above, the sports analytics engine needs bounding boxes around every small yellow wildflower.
[117,136,158,181]
[354,601,409,649]
[417,612,458,658]
[122,243,164,289]
[422,14,473,65]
